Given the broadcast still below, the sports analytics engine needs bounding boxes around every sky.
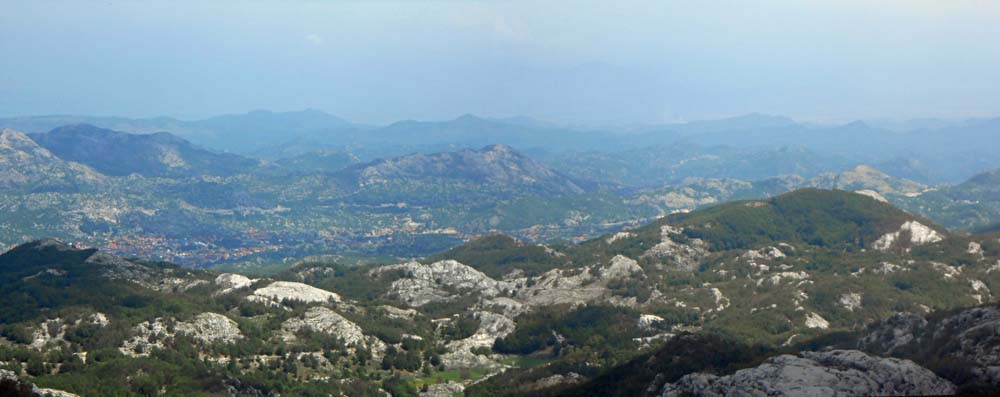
[2,0,999,125]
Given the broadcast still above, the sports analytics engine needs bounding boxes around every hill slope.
[29,124,259,178]
[661,188,942,251]
[0,129,105,192]
[2,190,1000,395]
[326,144,593,206]
[899,168,1000,231]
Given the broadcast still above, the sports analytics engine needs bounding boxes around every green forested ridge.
[664,188,932,250]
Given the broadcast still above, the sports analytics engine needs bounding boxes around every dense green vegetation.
[430,234,571,278]
[667,188,930,250]
[0,241,466,396]
[3,187,1000,396]
[493,305,644,359]
[468,332,775,397]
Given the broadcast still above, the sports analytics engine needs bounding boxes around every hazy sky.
[2,0,999,124]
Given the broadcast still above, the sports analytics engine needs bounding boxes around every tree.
[25,356,46,376]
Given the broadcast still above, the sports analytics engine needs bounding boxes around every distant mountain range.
[0,109,356,155]
[2,123,1000,268]
[4,110,998,183]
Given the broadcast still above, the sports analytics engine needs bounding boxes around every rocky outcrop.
[419,382,465,397]
[441,311,515,369]
[0,128,105,192]
[280,306,368,347]
[28,313,109,349]
[1,369,80,396]
[119,318,172,356]
[642,225,709,271]
[175,313,243,344]
[120,313,241,356]
[873,221,944,251]
[660,350,955,397]
[515,266,605,307]
[606,231,636,244]
[639,314,665,331]
[804,312,830,329]
[84,250,206,292]
[854,189,888,203]
[858,312,927,356]
[861,305,1000,385]
[839,293,862,312]
[214,273,253,294]
[374,260,513,307]
[600,255,643,279]
[250,281,340,305]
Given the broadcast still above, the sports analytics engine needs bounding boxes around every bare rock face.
[119,318,172,356]
[280,306,368,347]
[250,281,340,305]
[931,306,1000,384]
[660,350,955,397]
[873,221,944,251]
[854,189,888,203]
[0,128,105,191]
[419,382,465,397]
[441,311,515,369]
[30,318,68,349]
[28,313,109,349]
[120,313,241,356]
[804,312,830,329]
[639,314,666,331]
[1,369,80,396]
[642,225,709,271]
[600,255,644,280]
[858,313,927,356]
[214,273,253,294]
[860,305,1000,385]
[175,312,243,344]
[374,260,512,307]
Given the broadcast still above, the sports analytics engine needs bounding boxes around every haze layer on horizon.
[2,0,999,125]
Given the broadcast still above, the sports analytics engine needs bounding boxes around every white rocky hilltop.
[120,312,242,356]
[280,306,371,348]
[175,312,243,344]
[372,260,512,307]
[215,273,254,294]
[249,281,341,305]
[873,220,944,251]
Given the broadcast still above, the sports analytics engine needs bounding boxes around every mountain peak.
[30,124,258,178]
[663,188,939,250]
[455,113,486,123]
[840,120,871,129]
[342,144,586,197]
[0,128,49,155]
[480,143,519,155]
[966,168,1000,186]
[850,164,882,174]
[18,238,76,252]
